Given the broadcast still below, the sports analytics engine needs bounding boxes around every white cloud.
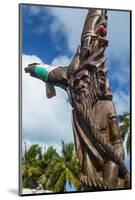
[22,139,62,156]
[24,5,87,54]
[52,55,71,66]
[113,91,130,115]
[106,11,130,88]
[107,11,130,56]
[22,7,130,157]
[22,53,130,171]
[41,7,130,93]
[48,7,87,54]
[22,54,130,151]
[22,54,73,153]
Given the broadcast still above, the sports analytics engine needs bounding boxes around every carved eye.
[82,75,89,81]
[99,71,104,77]
[74,79,80,86]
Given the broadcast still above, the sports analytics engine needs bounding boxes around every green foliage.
[22,141,81,192]
[118,112,130,154]
[22,113,130,191]
[22,144,43,188]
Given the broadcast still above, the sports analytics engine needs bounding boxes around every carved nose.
[77,81,85,91]
[79,80,85,87]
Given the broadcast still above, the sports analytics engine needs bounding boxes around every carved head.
[73,69,91,96]
[71,68,98,105]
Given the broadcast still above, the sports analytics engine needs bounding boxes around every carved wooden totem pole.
[25,9,130,190]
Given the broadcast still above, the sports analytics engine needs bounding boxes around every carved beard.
[75,92,97,131]
[72,74,98,113]
[70,81,98,152]
[77,88,97,108]
[72,76,130,187]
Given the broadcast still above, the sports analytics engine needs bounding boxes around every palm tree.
[44,141,81,192]
[22,142,81,192]
[118,113,130,154]
[22,144,42,188]
[39,146,60,189]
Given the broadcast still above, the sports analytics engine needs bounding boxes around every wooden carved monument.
[25,9,130,190]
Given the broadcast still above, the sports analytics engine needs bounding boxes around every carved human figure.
[24,8,130,190]
[70,68,125,189]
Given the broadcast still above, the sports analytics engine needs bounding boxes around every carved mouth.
[77,88,87,95]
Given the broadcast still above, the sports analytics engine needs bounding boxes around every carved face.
[73,69,91,97]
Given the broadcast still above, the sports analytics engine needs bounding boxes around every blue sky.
[22,5,72,63]
[22,5,130,96]
[21,5,130,191]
